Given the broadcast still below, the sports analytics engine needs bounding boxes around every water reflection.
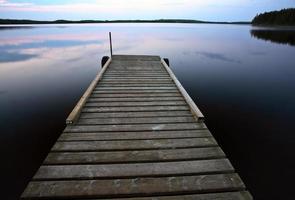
[0,50,38,62]
[195,51,241,63]
[0,26,34,30]
[251,28,295,46]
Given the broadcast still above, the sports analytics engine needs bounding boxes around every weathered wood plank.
[110,62,163,66]
[64,123,206,133]
[90,192,253,200]
[45,147,224,165]
[58,130,212,141]
[106,70,167,73]
[80,111,192,118]
[102,77,170,80]
[100,79,173,82]
[21,173,245,199]
[82,106,190,113]
[84,101,186,107]
[35,159,233,180]
[110,65,163,68]
[103,76,170,79]
[109,69,166,72]
[99,81,173,84]
[102,75,169,77]
[92,90,179,94]
[77,116,194,125]
[87,97,184,102]
[98,84,175,87]
[94,87,177,90]
[80,110,192,119]
[112,55,161,60]
[110,65,164,68]
[90,93,181,98]
[109,66,162,69]
[104,72,169,75]
[52,138,216,152]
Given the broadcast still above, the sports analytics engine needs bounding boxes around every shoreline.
[0,19,251,25]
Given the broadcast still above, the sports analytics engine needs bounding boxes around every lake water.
[0,23,295,200]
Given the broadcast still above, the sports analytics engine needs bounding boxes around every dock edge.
[66,57,112,124]
[161,58,205,121]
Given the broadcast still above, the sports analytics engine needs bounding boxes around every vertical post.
[109,32,113,57]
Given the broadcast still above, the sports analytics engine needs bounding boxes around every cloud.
[0,0,33,7]
[0,0,277,21]
[0,0,252,13]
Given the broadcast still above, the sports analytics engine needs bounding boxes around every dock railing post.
[109,32,113,57]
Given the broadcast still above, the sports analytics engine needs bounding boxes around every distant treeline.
[252,8,295,26]
[0,19,250,25]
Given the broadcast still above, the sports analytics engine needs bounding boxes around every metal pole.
[109,32,113,57]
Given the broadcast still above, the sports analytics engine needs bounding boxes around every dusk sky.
[0,0,294,21]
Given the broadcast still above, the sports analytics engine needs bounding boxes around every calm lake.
[1,23,295,199]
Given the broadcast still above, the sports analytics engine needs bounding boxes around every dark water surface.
[0,24,294,200]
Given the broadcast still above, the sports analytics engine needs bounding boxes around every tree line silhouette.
[252,8,295,25]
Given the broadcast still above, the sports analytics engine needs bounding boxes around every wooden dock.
[21,55,252,199]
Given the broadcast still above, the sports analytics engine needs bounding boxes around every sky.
[0,0,294,21]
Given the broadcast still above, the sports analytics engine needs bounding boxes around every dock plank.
[94,87,177,90]
[21,174,245,199]
[82,105,190,113]
[98,83,174,86]
[64,123,206,132]
[34,159,233,180]
[52,138,217,152]
[100,79,173,82]
[91,192,253,200]
[58,130,212,141]
[84,101,186,107]
[80,111,192,118]
[87,97,184,102]
[92,90,180,94]
[77,116,195,125]
[44,147,225,165]
[90,93,181,98]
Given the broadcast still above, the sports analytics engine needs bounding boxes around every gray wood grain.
[103,75,170,77]
[64,123,206,132]
[80,111,192,118]
[52,137,216,152]
[90,192,253,200]
[21,173,245,199]
[84,101,186,107]
[90,93,181,98]
[82,105,190,113]
[77,116,195,125]
[92,90,180,94]
[98,84,175,87]
[100,80,173,83]
[45,147,224,165]
[94,87,177,90]
[35,159,233,180]
[58,130,212,141]
[102,78,172,81]
[87,97,184,102]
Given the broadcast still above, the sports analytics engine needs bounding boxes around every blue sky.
[0,0,294,21]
